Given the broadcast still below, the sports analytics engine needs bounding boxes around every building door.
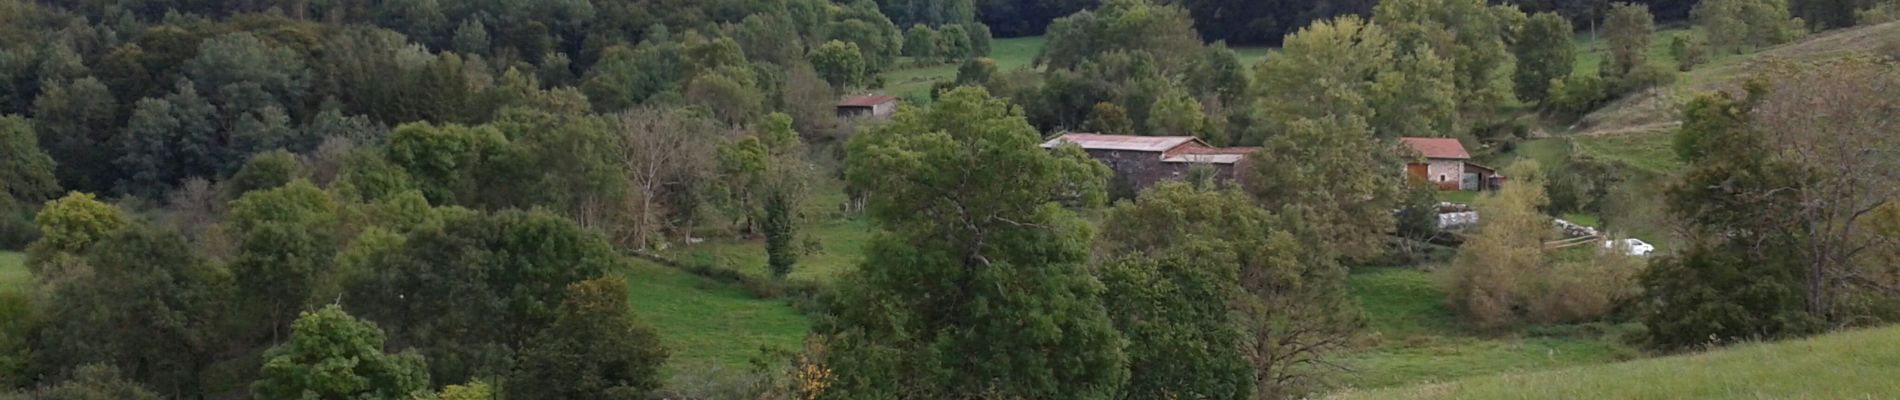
[1406,164,1428,180]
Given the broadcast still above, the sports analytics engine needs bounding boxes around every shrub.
[1608,63,1679,98]
[1544,73,1607,117]
[1524,252,1645,324]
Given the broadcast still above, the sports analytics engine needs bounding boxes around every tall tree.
[1097,183,1357,399]
[29,78,118,194]
[508,278,668,400]
[1642,87,1819,350]
[1257,16,1456,142]
[344,210,619,385]
[824,87,1122,398]
[227,180,341,342]
[252,305,430,400]
[1747,60,1900,320]
[1602,3,1655,79]
[1039,0,1203,73]
[809,40,870,90]
[35,227,230,397]
[1373,0,1518,124]
[1695,0,1804,54]
[0,116,58,211]
[1514,12,1577,104]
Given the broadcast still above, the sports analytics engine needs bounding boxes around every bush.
[1524,253,1645,324]
[1544,73,1607,117]
[1607,63,1679,98]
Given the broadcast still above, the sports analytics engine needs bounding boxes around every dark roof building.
[837,95,899,119]
[1041,133,1255,195]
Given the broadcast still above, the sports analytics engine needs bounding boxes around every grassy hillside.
[1337,268,1637,390]
[1330,325,1900,399]
[0,251,24,294]
[621,258,811,377]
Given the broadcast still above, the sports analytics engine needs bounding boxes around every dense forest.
[1,0,1899,398]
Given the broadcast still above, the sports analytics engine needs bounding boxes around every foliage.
[27,192,128,263]
[252,305,430,400]
[1039,0,1203,73]
[508,277,668,400]
[344,210,618,385]
[35,227,230,397]
[1098,183,1358,399]
[1695,0,1806,54]
[1514,13,1577,104]
[22,364,160,400]
[0,116,58,212]
[764,190,798,279]
[810,40,870,90]
[826,87,1122,399]
[30,78,119,194]
[1443,161,1553,330]
[1247,33,1406,263]
[1642,88,1820,350]
[1372,0,1517,125]
[228,180,341,342]
[224,150,302,199]
[1602,3,1656,79]
[1257,16,1455,142]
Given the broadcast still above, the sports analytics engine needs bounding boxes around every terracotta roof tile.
[1400,137,1470,160]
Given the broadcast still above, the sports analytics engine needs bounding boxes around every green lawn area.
[672,218,871,285]
[1336,268,1637,391]
[1330,325,1900,399]
[0,251,26,294]
[1434,191,1479,205]
[1234,45,1273,65]
[1571,27,1690,79]
[620,258,811,378]
[1573,133,1681,176]
[882,36,1047,99]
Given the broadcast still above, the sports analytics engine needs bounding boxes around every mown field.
[881,36,1047,99]
[621,258,811,378]
[1336,268,1637,390]
[1329,325,1900,399]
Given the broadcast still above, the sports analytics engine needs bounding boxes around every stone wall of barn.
[1083,149,1242,197]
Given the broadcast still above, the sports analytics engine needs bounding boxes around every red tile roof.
[1041,133,1204,153]
[838,95,898,107]
[1400,137,1470,160]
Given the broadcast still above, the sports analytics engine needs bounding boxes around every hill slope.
[1329,325,1900,399]
[1572,21,1900,138]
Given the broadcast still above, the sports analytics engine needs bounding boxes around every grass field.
[620,258,811,377]
[673,218,871,285]
[1331,326,1900,399]
[1336,268,1637,390]
[0,251,25,294]
[881,36,1047,99]
[1573,133,1681,176]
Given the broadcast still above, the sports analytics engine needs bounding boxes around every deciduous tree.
[1514,13,1576,104]
[252,305,430,400]
[825,87,1121,399]
[508,278,668,400]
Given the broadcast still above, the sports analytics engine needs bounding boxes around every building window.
[1438,174,1447,182]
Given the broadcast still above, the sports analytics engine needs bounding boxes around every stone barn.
[1040,133,1255,195]
[836,95,898,119]
[1400,137,1502,191]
